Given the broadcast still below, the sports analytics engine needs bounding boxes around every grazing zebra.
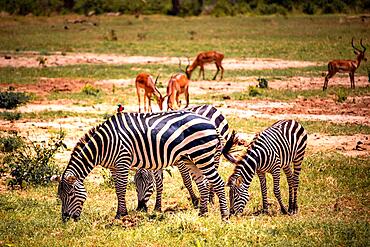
[134,105,236,211]
[226,119,307,215]
[55,111,234,221]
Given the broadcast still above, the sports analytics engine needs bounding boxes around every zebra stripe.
[226,119,307,215]
[134,104,235,211]
[57,111,229,221]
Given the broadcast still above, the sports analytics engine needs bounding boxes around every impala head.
[53,174,87,222]
[227,174,249,215]
[153,74,167,111]
[352,38,367,61]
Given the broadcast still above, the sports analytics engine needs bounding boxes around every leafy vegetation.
[0,130,66,188]
[0,91,30,109]
[1,0,369,16]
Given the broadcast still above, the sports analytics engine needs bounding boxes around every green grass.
[227,116,370,135]
[0,152,369,246]
[1,15,370,61]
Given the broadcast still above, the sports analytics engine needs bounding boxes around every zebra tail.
[221,130,240,165]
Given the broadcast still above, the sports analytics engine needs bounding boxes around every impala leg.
[143,92,147,112]
[323,72,334,91]
[220,64,224,80]
[184,87,189,108]
[147,95,152,112]
[213,63,220,80]
[136,87,141,112]
[200,65,205,80]
[349,72,355,89]
[175,91,181,108]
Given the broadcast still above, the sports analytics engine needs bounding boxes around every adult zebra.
[55,111,234,221]
[134,105,238,212]
[226,119,307,215]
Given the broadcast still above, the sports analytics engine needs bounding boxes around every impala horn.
[360,39,366,52]
[351,37,361,52]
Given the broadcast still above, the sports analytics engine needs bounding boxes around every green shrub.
[248,86,262,97]
[0,111,22,121]
[336,89,347,103]
[0,91,30,109]
[0,134,24,153]
[257,3,287,15]
[302,2,316,14]
[2,130,66,189]
[81,83,100,96]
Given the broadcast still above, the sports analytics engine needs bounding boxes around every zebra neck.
[238,149,259,185]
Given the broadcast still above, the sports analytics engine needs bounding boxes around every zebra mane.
[71,124,103,153]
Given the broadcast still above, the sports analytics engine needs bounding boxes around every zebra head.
[57,175,87,222]
[134,168,155,212]
[227,175,249,215]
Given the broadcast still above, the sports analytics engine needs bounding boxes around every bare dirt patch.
[0,52,319,70]
[0,78,93,97]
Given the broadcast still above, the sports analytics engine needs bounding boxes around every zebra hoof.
[115,211,128,219]
[191,198,200,209]
[137,201,148,212]
[280,207,288,215]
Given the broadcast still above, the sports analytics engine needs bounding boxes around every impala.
[323,38,367,90]
[184,51,224,81]
[135,72,165,112]
[166,73,190,110]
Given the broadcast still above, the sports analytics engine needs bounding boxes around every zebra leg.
[257,172,269,214]
[292,161,302,214]
[283,166,295,215]
[113,163,130,219]
[153,170,163,212]
[272,168,288,215]
[177,162,199,208]
[185,163,209,216]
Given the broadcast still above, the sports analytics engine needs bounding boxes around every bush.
[0,111,22,121]
[257,3,288,15]
[81,83,100,96]
[302,2,316,15]
[0,134,24,153]
[2,130,66,189]
[248,86,262,97]
[0,91,30,109]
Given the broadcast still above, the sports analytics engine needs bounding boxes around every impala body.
[166,73,190,110]
[323,38,367,90]
[135,72,165,112]
[186,51,224,81]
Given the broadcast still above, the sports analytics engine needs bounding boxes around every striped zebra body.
[226,119,307,215]
[57,111,230,221]
[134,105,235,211]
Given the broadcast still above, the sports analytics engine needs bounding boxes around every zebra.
[55,111,235,221]
[225,119,307,215]
[134,104,238,212]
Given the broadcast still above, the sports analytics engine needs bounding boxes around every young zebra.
[226,119,307,215]
[55,111,234,221]
[134,105,237,211]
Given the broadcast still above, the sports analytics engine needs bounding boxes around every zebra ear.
[50,175,61,183]
[66,175,77,185]
[235,176,243,187]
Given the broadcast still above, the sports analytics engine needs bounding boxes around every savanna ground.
[0,14,369,246]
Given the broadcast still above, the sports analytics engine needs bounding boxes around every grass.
[0,15,369,62]
[0,152,369,246]
[227,116,370,135]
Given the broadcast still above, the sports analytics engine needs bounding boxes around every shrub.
[81,83,100,96]
[336,89,347,103]
[0,134,24,153]
[248,86,262,97]
[0,91,30,109]
[2,130,66,189]
[0,111,22,121]
[302,2,316,15]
